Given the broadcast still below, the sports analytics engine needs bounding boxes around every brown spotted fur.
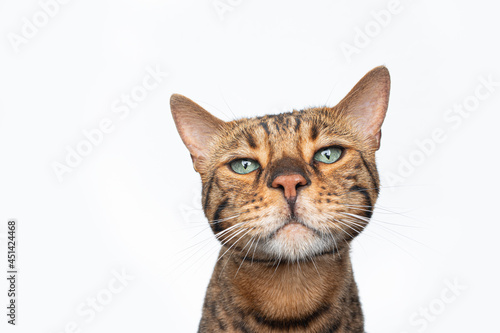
[170,66,391,333]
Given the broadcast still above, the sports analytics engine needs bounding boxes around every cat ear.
[336,66,390,150]
[170,94,225,172]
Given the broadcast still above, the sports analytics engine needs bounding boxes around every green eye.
[313,147,342,164]
[230,159,260,174]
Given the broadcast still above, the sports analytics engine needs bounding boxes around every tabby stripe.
[310,123,319,140]
[217,318,227,332]
[203,175,215,212]
[358,151,378,194]
[232,320,251,333]
[284,117,290,129]
[259,121,270,136]
[311,162,325,180]
[322,320,341,333]
[245,131,257,148]
[294,117,301,131]
[253,168,263,186]
[348,185,373,218]
[253,303,331,330]
[207,300,227,331]
[212,198,229,233]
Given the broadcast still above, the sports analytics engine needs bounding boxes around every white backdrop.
[1,0,499,332]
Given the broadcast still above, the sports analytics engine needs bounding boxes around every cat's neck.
[221,247,352,310]
[200,246,364,332]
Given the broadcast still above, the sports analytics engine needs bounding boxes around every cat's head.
[171,66,390,262]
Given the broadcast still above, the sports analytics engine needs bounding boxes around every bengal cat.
[170,66,390,333]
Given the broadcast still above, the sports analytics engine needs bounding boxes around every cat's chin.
[275,221,313,237]
[260,221,332,262]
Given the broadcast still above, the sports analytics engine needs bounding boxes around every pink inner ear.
[338,66,390,146]
[170,94,226,166]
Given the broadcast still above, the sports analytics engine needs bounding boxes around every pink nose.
[271,174,308,199]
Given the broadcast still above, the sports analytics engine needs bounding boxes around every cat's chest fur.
[199,247,364,333]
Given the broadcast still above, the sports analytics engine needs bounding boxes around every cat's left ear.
[336,66,390,150]
[170,94,225,172]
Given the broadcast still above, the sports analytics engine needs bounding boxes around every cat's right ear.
[170,94,225,172]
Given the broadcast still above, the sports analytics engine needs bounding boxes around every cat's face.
[171,66,390,262]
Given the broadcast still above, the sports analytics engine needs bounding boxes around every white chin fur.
[260,234,332,262]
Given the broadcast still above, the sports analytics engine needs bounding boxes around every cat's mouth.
[268,219,320,240]
[259,218,333,261]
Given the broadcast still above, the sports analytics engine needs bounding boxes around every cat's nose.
[271,174,308,200]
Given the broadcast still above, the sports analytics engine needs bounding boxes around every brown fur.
[170,66,391,332]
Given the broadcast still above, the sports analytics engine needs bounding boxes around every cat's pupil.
[322,149,331,160]
[242,161,251,169]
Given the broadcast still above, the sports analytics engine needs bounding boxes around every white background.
[1,0,499,332]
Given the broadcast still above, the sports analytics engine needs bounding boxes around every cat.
[170,66,390,333]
